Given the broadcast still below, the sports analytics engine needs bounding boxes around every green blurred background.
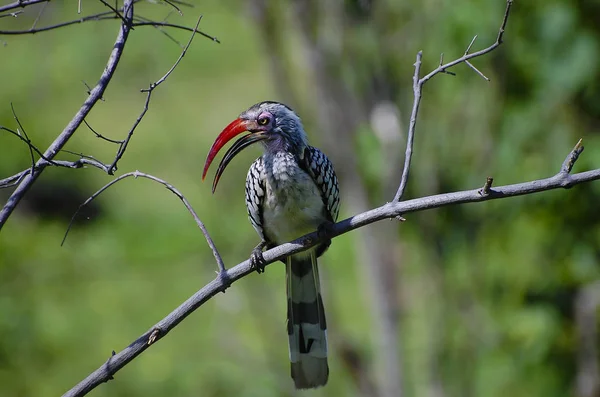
[1,1,600,396]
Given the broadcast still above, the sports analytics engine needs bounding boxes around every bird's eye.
[258,115,270,126]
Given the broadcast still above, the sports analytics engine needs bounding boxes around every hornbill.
[202,101,340,389]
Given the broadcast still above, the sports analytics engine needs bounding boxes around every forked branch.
[394,0,514,202]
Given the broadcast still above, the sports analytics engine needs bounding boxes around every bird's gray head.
[203,101,308,192]
[240,101,308,154]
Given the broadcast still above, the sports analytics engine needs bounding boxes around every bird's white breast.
[262,152,326,245]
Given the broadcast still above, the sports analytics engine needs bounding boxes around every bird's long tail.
[286,250,329,389]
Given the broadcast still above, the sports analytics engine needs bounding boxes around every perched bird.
[202,101,340,389]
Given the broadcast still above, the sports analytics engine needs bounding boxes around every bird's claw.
[250,242,268,274]
[317,221,335,240]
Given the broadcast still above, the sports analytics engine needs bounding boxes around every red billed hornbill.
[203,101,340,389]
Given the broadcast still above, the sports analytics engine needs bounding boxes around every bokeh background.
[1,1,600,396]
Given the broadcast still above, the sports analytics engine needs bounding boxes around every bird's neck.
[262,150,305,191]
[262,133,305,155]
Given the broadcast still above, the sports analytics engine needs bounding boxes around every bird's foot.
[250,241,269,274]
[317,221,335,240]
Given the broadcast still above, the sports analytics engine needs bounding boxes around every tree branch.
[61,170,225,273]
[0,3,216,228]
[0,0,48,14]
[393,0,514,202]
[62,140,600,397]
[106,15,204,174]
[0,0,135,230]
[0,4,219,43]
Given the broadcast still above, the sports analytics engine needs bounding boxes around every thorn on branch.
[82,80,105,101]
[465,35,478,55]
[561,138,585,174]
[478,177,494,196]
[439,53,456,76]
[465,60,490,81]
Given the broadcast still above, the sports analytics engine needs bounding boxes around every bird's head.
[202,101,307,192]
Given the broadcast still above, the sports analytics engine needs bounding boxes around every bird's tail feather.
[286,251,328,389]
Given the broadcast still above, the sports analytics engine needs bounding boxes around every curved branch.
[62,147,600,396]
[0,0,135,230]
[61,170,225,272]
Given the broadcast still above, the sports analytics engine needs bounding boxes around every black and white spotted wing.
[302,146,340,223]
[245,156,267,242]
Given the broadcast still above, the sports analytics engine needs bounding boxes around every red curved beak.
[203,118,248,180]
[203,118,267,193]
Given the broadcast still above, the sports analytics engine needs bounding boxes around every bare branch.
[106,15,204,174]
[0,10,22,18]
[0,5,219,43]
[83,119,123,144]
[0,157,111,191]
[0,0,135,230]
[0,124,60,166]
[0,11,119,35]
[61,170,225,274]
[393,0,514,202]
[0,0,48,14]
[62,142,600,396]
[10,103,36,177]
[98,0,129,27]
[0,169,29,189]
[162,0,183,16]
[30,0,49,29]
[131,21,220,43]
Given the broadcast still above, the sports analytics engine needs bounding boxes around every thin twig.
[561,138,584,174]
[0,10,22,18]
[0,170,29,189]
[83,120,123,144]
[10,103,36,178]
[0,125,59,166]
[393,0,513,201]
[464,60,490,81]
[63,142,600,397]
[0,158,111,191]
[162,0,183,16]
[134,15,184,47]
[107,15,204,174]
[0,0,135,230]
[0,0,48,13]
[132,21,219,43]
[61,170,225,274]
[0,12,119,34]
[98,0,129,27]
[0,9,218,43]
[31,0,48,29]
